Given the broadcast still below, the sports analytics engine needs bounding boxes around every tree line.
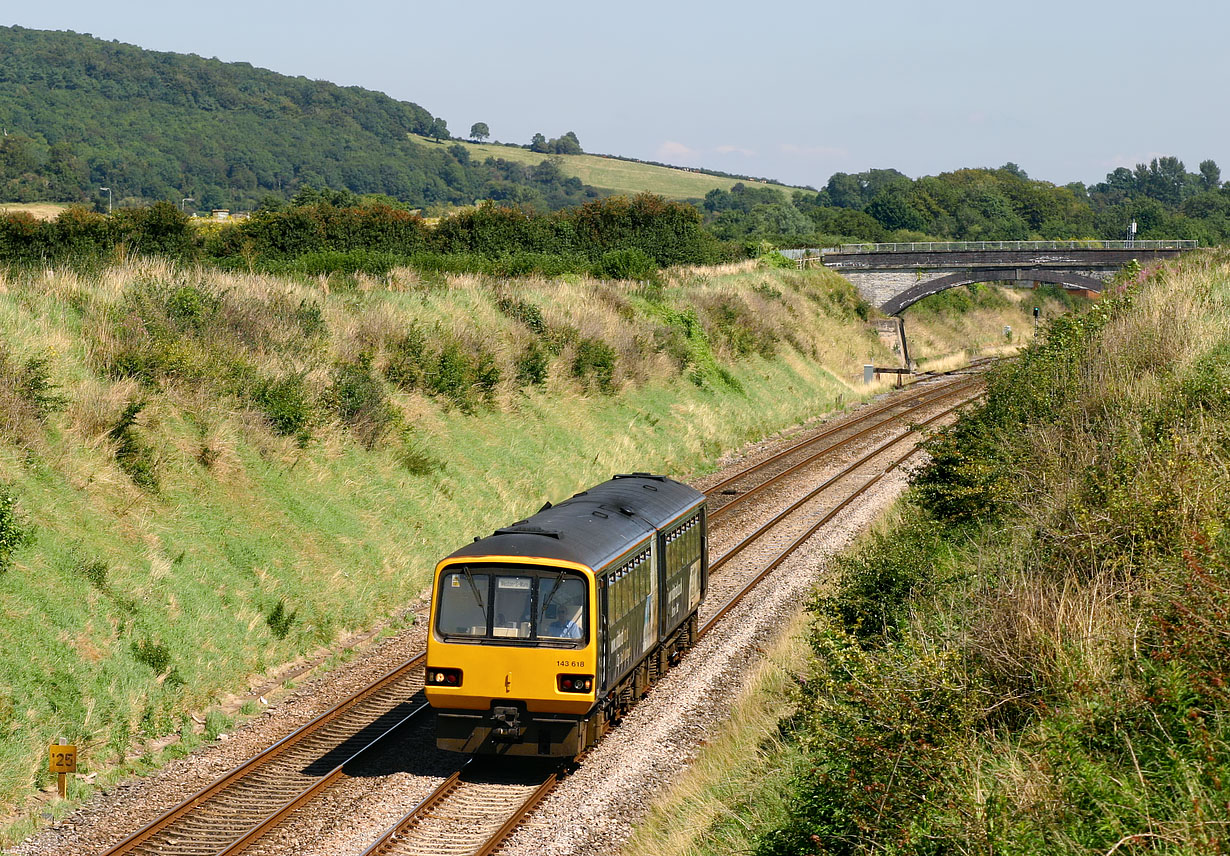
[703,158,1230,246]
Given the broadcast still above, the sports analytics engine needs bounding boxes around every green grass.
[409,135,801,201]
[0,257,1032,845]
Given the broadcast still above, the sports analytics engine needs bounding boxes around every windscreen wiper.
[540,569,566,611]
[460,565,485,611]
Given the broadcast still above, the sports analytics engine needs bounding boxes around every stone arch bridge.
[807,241,1196,315]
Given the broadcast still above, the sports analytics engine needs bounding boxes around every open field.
[408,134,802,200]
[0,203,71,220]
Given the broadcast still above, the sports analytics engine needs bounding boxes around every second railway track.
[92,363,990,856]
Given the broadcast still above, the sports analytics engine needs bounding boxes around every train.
[424,473,708,757]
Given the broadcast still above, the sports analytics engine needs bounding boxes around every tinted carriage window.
[493,575,532,638]
[438,572,489,636]
[537,576,585,639]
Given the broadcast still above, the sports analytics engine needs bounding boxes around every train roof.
[444,474,705,572]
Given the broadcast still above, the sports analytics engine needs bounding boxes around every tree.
[1200,159,1221,191]
[469,122,490,142]
[529,133,549,153]
[553,131,582,155]
[428,118,449,142]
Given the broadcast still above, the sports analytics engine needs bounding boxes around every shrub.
[326,354,397,449]
[108,401,158,490]
[571,338,617,394]
[426,343,476,411]
[515,342,549,388]
[592,247,657,281]
[0,346,66,445]
[758,250,795,269]
[495,295,547,335]
[252,375,313,444]
[0,487,33,574]
[473,351,501,404]
[384,325,431,391]
[266,599,297,640]
[130,639,172,674]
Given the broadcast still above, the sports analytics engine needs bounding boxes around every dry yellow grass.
[0,202,70,220]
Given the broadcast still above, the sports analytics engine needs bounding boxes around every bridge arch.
[880,269,1106,316]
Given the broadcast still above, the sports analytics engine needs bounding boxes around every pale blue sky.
[8,1,1227,188]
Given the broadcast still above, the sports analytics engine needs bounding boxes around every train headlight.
[427,667,463,687]
[557,674,594,694]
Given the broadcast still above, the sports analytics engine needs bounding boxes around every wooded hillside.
[0,26,602,212]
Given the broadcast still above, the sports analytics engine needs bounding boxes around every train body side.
[425,474,706,757]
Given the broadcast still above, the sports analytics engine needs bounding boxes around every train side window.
[492,575,532,638]
[438,571,489,636]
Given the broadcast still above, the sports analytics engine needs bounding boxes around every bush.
[0,487,33,574]
[384,325,431,392]
[266,599,297,640]
[108,401,158,490]
[592,247,657,281]
[326,354,397,449]
[252,375,313,444]
[515,342,549,388]
[130,639,172,674]
[758,250,795,269]
[495,295,547,335]
[426,343,476,411]
[571,338,617,394]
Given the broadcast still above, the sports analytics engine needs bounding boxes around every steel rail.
[473,773,561,856]
[709,386,977,575]
[216,702,430,855]
[707,376,978,523]
[102,654,427,856]
[358,757,560,856]
[702,395,974,636]
[703,369,975,498]
[353,385,983,856]
[361,764,468,856]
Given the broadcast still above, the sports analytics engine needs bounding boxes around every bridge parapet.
[820,239,1197,255]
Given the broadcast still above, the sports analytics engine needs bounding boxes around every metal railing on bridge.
[816,239,1198,256]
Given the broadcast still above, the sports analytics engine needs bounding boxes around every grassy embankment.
[408,134,800,201]
[630,253,1230,854]
[0,257,1064,846]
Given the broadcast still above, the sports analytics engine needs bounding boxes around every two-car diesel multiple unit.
[424,473,707,757]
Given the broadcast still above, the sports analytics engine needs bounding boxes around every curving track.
[355,370,987,856]
[96,364,989,856]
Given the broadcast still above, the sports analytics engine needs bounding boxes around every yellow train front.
[425,473,707,757]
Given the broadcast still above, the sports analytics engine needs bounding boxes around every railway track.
[355,377,986,856]
[100,659,429,856]
[97,362,989,856]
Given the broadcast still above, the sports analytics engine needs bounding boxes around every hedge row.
[0,195,735,272]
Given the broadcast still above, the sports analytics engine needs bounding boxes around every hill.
[409,135,801,201]
[0,26,602,212]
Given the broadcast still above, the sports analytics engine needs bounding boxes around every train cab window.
[538,576,585,640]
[493,576,532,638]
[436,565,588,645]
[438,571,490,636]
